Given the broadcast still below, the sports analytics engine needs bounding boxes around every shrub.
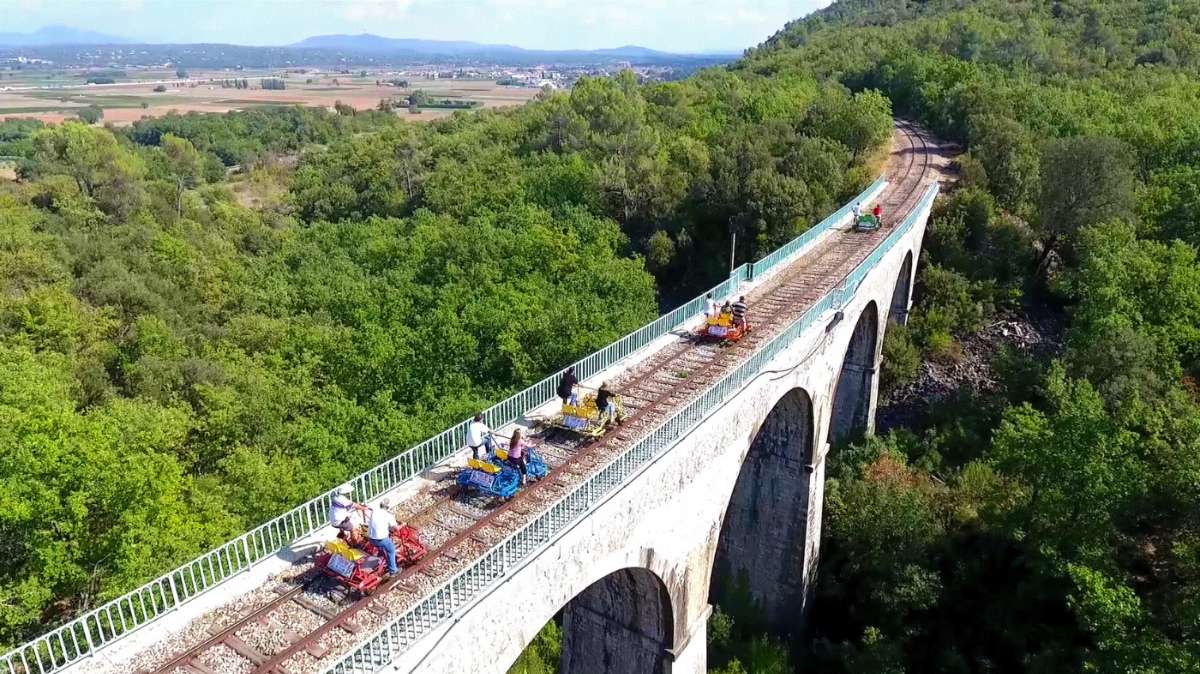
[881,323,921,399]
[76,105,103,124]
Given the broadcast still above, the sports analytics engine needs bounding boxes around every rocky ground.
[877,301,1066,432]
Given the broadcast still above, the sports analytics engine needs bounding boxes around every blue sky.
[4,0,833,53]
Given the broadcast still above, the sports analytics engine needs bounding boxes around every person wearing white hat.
[329,483,367,533]
[368,498,401,575]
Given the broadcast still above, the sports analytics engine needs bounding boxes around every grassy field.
[21,91,192,107]
[0,69,541,125]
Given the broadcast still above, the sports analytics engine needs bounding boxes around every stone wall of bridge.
[386,214,927,674]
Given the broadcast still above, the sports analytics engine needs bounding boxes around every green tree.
[1037,136,1137,264]
[76,105,103,125]
[1143,165,1200,248]
[507,620,561,674]
[807,86,892,159]
[879,323,919,400]
[991,366,1140,563]
[160,133,206,217]
[967,113,1039,213]
[33,121,145,219]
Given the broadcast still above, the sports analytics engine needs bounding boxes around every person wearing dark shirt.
[732,296,748,327]
[596,381,619,425]
[557,366,578,405]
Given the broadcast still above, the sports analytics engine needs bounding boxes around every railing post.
[83,620,96,659]
[241,537,253,573]
[168,574,180,612]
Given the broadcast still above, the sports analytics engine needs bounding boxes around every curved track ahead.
[137,121,940,674]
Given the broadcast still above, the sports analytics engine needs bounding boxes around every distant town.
[0,33,736,126]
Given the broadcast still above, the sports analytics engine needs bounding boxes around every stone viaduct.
[389,191,931,674]
[20,135,940,674]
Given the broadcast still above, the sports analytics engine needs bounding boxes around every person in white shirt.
[328,483,366,533]
[466,412,496,459]
[852,202,862,220]
[368,498,400,575]
[704,293,718,319]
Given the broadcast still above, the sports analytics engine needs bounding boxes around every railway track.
[134,121,938,674]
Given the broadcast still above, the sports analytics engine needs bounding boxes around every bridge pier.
[710,388,816,634]
[666,604,711,674]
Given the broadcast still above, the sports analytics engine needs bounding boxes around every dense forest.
[0,66,889,647]
[698,1,1200,673]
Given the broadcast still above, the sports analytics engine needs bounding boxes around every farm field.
[0,69,541,124]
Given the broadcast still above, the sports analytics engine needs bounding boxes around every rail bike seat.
[467,457,503,473]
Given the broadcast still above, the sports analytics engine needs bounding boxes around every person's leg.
[484,434,497,455]
[375,536,398,574]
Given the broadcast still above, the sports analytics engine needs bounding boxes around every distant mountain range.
[0,26,723,60]
[0,24,131,46]
[289,34,689,59]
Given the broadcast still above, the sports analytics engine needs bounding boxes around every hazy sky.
[3,0,833,53]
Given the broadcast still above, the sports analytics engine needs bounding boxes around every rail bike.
[315,523,426,595]
[456,438,549,498]
[456,451,522,499]
[548,392,624,438]
[854,213,881,232]
[697,312,751,344]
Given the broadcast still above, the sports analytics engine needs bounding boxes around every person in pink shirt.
[508,428,532,485]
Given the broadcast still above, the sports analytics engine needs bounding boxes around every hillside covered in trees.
[696,1,1200,673]
[0,68,891,647]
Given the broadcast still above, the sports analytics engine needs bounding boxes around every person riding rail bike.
[732,296,748,328]
[596,381,620,426]
[329,483,368,534]
[507,428,535,485]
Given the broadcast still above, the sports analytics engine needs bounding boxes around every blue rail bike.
[456,451,521,499]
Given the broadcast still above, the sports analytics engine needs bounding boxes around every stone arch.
[828,302,879,444]
[560,567,675,674]
[709,387,815,635]
[888,250,914,325]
